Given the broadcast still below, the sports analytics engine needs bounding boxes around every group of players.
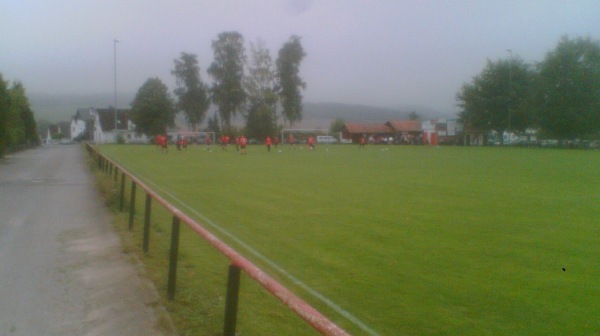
[155,133,317,154]
[154,134,188,153]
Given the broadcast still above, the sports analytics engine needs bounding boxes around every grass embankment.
[96,144,600,336]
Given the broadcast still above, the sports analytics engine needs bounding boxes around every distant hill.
[30,92,134,123]
[29,92,456,128]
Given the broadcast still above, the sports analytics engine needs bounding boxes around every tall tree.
[244,40,279,140]
[0,74,10,157]
[534,36,600,140]
[277,35,306,127]
[208,31,246,129]
[172,52,210,131]
[329,118,345,134]
[206,112,221,137]
[456,57,534,142]
[6,83,26,148]
[11,82,39,145]
[130,77,175,136]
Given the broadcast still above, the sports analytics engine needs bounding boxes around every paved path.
[0,144,176,336]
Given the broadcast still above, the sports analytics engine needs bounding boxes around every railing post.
[143,194,151,253]
[129,181,136,230]
[119,172,126,211]
[114,165,118,182]
[224,264,242,336]
[167,216,180,301]
[109,162,113,175]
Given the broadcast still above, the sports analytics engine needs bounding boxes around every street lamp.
[114,39,120,138]
[507,48,512,140]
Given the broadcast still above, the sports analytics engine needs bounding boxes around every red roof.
[386,120,422,132]
[343,123,392,134]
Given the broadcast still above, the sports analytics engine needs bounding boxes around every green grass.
[98,144,600,335]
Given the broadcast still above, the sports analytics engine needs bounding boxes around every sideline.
[110,157,381,336]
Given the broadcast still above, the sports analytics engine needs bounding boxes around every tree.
[534,36,600,140]
[408,111,420,120]
[456,57,534,142]
[206,112,221,137]
[130,77,175,136]
[172,52,210,131]
[0,74,9,157]
[244,40,279,140]
[329,118,345,134]
[208,31,246,129]
[277,35,306,127]
[6,83,26,148]
[11,82,39,145]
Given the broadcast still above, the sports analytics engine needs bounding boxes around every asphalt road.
[0,144,176,336]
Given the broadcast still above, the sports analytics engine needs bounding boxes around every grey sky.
[2,0,599,115]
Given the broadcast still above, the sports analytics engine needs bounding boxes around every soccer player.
[289,133,295,148]
[274,136,279,148]
[266,136,272,152]
[307,136,315,151]
[160,134,168,154]
[240,135,248,155]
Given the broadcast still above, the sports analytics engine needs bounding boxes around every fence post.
[119,172,126,211]
[129,181,136,230]
[143,194,151,253]
[167,216,181,301]
[223,264,242,336]
[114,166,118,181]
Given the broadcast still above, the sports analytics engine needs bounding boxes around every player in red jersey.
[307,136,315,151]
[240,135,248,155]
[266,136,272,152]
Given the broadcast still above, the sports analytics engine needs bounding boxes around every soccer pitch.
[99,144,599,335]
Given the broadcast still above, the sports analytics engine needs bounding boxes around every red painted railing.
[87,144,351,336]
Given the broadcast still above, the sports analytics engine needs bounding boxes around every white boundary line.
[112,158,381,336]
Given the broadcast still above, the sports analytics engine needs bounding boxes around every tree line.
[457,36,600,143]
[0,74,39,158]
[130,31,306,141]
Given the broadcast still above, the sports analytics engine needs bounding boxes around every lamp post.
[507,48,512,141]
[114,39,120,139]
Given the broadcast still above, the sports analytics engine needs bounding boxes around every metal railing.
[86,143,350,336]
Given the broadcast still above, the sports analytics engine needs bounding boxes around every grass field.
[97,143,599,336]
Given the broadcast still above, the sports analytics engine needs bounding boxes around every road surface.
[0,144,176,336]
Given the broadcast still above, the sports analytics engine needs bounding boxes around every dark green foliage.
[329,118,345,134]
[534,36,600,140]
[172,52,210,131]
[206,112,221,136]
[12,82,39,145]
[0,74,9,157]
[244,40,278,140]
[0,77,39,155]
[457,58,534,139]
[208,31,246,129]
[277,36,306,127]
[130,77,175,136]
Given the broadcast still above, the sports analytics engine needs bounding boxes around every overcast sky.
[2,0,599,115]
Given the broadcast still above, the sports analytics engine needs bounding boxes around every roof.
[96,108,130,132]
[386,120,422,132]
[343,123,393,134]
[73,108,94,122]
